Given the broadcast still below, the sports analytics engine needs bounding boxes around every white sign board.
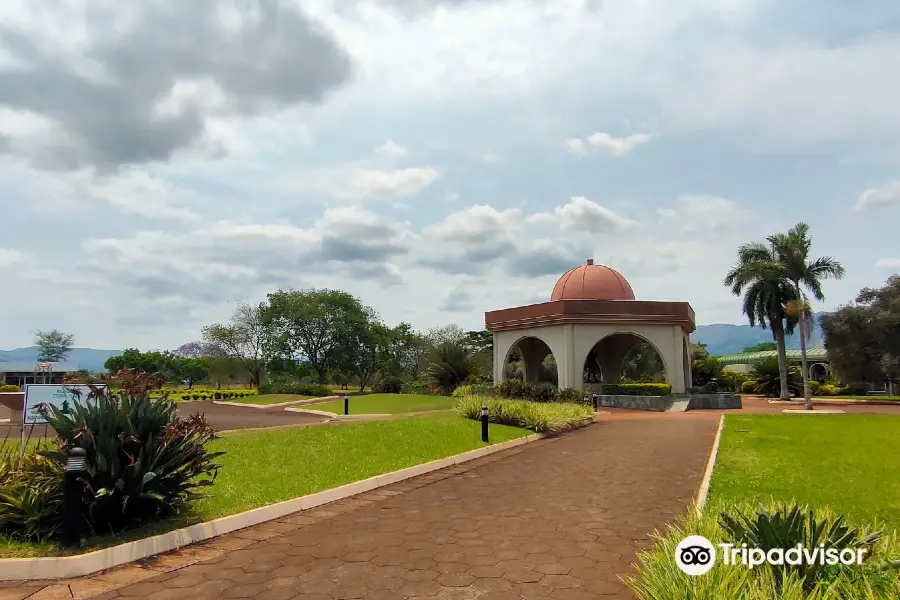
[22,384,106,424]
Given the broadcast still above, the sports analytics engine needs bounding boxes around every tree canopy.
[820,276,900,383]
[34,329,75,362]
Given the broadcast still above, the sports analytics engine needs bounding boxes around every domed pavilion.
[485,259,696,394]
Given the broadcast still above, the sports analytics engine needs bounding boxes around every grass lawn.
[708,414,900,530]
[307,393,456,414]
[222,393,323,405]
[0,413,528,558]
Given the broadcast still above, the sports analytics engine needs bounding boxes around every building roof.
[717,349,828,366]
[550,259,635,301]
[0,361,81,373]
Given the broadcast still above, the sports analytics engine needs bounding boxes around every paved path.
[4,415,718,600]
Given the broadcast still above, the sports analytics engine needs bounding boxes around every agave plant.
[719,503,882,592]
[39,369,224,535]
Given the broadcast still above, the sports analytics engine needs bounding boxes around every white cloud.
[0,248,25,268]
[374,140,408,158]
[528,197,640,232]
[74,169,201,222]
[565,132,655,157]
[299,165,439,201]
[875,258,900,270]
[658,195,747,236]
[854,181,900,210]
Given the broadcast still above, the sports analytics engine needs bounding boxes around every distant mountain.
[0,347,122,372]
[694,313,825,356]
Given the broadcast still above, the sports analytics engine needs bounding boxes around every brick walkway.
[3,415,718,600]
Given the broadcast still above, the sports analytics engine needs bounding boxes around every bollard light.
[481,406,489,443]
[62,447,87,548]
[344,395,349,416]
[592,394,599,411]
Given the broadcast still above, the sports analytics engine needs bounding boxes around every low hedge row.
[596,383,672,396]
[258,375,331,397]
[455,396,593,433]
[148,387,259,397]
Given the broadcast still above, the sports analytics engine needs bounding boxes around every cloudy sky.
[1,0,899,351]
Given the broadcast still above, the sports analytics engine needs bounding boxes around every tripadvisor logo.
[675,535,869,575]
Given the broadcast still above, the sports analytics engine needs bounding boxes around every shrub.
[532,382,557,402]
[428,341,477,395]
[751,358,801,397]
[601,383,672,396]
[497,379,540,399]
[0,384,20,392]
[452,383,495,397]
[373,374,403,394]
[0,444,64,541]
[455,396,592,433]
[819,383,839,396]
[556,388,588,404]
[808,380,821,395]
[401,380,431,395]
[625,501,899,599]
[740,380,758,394]
[840,381,870,396]
[259,374,330,397]
[719,504,881,593]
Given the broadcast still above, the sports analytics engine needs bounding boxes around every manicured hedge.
[600,383,672,396]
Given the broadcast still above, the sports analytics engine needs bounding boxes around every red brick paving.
[2,415,719,599]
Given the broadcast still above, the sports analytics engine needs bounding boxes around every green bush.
[819,383,839,396]
[259,374,330,397]
[0,384,20,393]
[400,381,431,395]
[497,379,541,399]
[625,501,899,600]
[840,382,870,396]
[808,380,821,395]
[454,396,592,433]
[372,374,403,394]
[751,358,802,397]
[556,388,587,404]
[39,373,224,536]
[452,383,495,397]
[601,383,672,396]
[0,445,64,541]
[532,382,557,402]
[428,341,477,395]
[741,380,758,394]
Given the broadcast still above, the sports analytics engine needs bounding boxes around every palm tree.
[767,223,845,409]
[724,242,798,400]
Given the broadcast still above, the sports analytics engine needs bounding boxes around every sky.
[1,0,899,351]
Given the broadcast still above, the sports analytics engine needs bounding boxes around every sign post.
[22,384,106,425]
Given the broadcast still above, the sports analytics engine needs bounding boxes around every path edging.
[283,407,394,420]
[694,414,725,518]
[0,432,546,581]
[212,395,338,410]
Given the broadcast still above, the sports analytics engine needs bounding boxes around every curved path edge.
[0,432,547,582]
[694,414,725,517]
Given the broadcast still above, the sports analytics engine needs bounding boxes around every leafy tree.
[743,342,778,353]
[690,343,709,361]
[171,356,209,389]
[34,329,75,362]
[173,341,204,358]
[621,343,665,382]
[202,301,268,388]
[351,319,394,392]
[724,241,798,400]
[426,324,466,346]
[201,355,242,390]
[820,276,900,386]
[767,223,845,408]
[464,330,493,382]
[105,348,170,375]
[427,341,477,395]
[260,289,370,384]
[389,324,430,379]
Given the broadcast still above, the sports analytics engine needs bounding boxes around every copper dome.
[550,259,635,301]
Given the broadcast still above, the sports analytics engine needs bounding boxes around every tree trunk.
[795,282,813,409]
[772,320,791,401]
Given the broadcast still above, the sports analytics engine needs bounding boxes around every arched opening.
[809,362,829,381]
[504,336,558,387]
[582,333,667,392]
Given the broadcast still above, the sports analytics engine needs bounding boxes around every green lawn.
[820,395,900,401]
[222,393,322,405]
[307,393,456,414]
[708,414,900,530]
[0,413,528,558]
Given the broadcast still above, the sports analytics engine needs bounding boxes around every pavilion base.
[594,393,742,412]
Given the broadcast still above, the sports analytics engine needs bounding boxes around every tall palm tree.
[767,223,845,409]
[724,242,798,400]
